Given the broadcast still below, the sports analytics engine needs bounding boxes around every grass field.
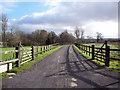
[84,42,119,49]
[73,45,120,73]
[0,46,30,62]
[0,46,54,62]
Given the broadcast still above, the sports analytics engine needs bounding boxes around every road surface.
[2,46,120,88]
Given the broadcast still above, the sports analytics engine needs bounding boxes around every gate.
[93,41,110,66]
[19,42,33,65]
[75,41,110,66]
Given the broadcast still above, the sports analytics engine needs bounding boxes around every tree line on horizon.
[1,14,104,47]
[1,27,77,47]
[0,14,77,47]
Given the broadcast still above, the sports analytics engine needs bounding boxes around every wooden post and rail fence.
[75,41,120,67]
[0,43,59,73]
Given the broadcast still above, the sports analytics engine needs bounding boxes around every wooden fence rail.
[0,43,59,73]
[75,43,120,67]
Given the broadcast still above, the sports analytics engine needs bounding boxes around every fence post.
[46,46,47,51]
[31,46,34,60]
[41,46,42,54]
[44,46,45,53]
[46,45,48,51]
[89,46,90,56]
[37,47,38,56]
[105,46,110,67]
[84,45,85,53]
[86,46,87,55]
[7,63,10,72]
[92,45,94,60]
[47,45,49,51]
[105,40,107,48]
[16,44,20,67]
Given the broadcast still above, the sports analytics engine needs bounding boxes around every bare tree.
[6,26,21,47]
[75,27,80,40]
[96,32,103,43]
[10,25,15,35]
[75,27,85,43]
[2,14,8,47]
[81,29,85,42]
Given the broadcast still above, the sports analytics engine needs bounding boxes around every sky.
[0,0,119,38]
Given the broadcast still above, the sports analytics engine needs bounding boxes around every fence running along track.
[75,41,120,67]
[0,43,59,72]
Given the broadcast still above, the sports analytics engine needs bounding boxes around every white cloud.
[32,12,45,17]
[84,20,118,38]
[11,18,17,21]
[20,15,29,20]
[11,2,117,25]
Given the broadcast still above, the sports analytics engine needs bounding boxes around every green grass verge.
[73,45,120,73]
[73,45,92,59]
[1,46,63,79]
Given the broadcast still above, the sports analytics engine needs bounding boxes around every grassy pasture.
[0,46,54,62]
[84,42,119,49]
[0,46,31,62]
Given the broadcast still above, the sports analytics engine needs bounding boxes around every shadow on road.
[66,46,120,88]
[45,46,120,88]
